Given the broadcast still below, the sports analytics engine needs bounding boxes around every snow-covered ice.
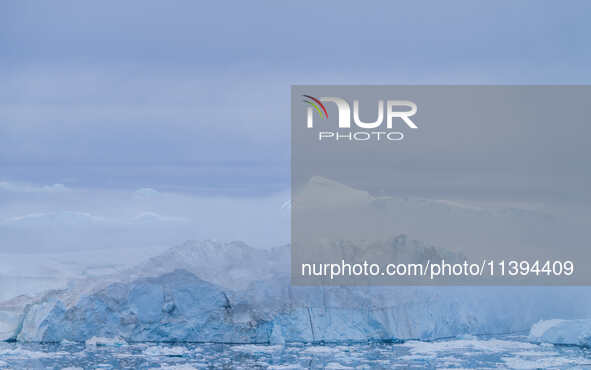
[529,319,591,346]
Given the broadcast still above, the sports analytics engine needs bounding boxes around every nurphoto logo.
[303,95,418,142]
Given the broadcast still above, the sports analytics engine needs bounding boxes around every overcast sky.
[0,0,590,262]
[1,1,591,194]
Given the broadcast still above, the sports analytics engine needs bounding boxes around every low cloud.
[0,181,70,193]
[0,182,290,253]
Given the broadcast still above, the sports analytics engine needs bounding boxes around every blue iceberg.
[5,240,591,344]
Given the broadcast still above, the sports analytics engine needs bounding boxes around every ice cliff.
[14,269,271,343]
[5,240,591,344]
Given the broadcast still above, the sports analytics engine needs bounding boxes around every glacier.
[3,240,591,344]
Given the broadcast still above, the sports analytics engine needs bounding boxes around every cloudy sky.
[2,1,591,192]
[0,1,590,254]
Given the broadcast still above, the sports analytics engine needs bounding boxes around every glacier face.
[15,270,271,343]
[6,240,591,344]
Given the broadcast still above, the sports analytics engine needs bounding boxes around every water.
[1,335,590,369]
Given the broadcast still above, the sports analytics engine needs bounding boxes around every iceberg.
[13,269,271,343]
[529,319,591,347]
[4,177,589,344]
[6,240,591,344]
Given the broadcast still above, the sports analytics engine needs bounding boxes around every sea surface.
[1,335,591,369]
